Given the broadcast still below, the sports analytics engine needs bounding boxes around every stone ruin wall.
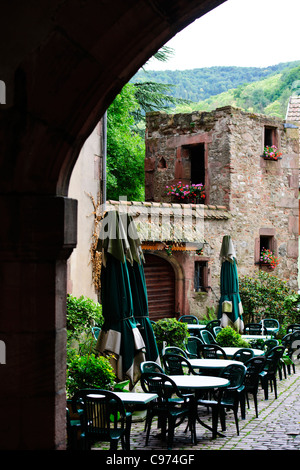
[145,107,299,316]
[228,108,299,290]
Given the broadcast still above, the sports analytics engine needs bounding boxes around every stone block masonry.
[145,107,299,317]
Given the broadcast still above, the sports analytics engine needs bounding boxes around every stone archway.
[0,1,226,449]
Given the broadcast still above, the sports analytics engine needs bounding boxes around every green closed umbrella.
[218,235,244,333]
[127,258,160,365]
[96,211,146,387]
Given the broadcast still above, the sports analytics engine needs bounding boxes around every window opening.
[190,144,205,186]
[194,261,208,292]
[260,235,271,252]
[264,126,278,148]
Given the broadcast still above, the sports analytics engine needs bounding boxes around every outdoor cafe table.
[241,335,271,341]
[88,391,158,406]
[186,324,206,336]
[189,358,241,374]
[218,347,264,359]
[169,374,229,439]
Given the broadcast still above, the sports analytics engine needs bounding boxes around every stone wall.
[145,107,299,317]
[228,108,299,289]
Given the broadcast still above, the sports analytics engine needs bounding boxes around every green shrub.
[239,271,300,327]
[66,353,116,398]
[216,326,249,348]
[66,294,103,339]
[152,318,189,352]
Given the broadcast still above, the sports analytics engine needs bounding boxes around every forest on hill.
[132,61,300,119]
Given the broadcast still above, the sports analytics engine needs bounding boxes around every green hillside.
[132,61,300,119]
[175,65,300,118]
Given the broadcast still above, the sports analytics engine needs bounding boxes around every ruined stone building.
[67,105,299,322]
[141,106,299,319]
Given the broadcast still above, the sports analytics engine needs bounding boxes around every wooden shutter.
[143,254,175,321]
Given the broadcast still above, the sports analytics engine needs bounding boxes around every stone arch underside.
[0,0,226,449]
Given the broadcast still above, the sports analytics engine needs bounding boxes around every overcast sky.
[145,0,300,71]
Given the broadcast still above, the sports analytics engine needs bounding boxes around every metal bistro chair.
[244,323,268,336]
[140,361,164,374]
[197,363,246,437]
[164,346,189,358]
[162,353,198,376]
[199,343,227,359]
[72,389,132,451]
[185,336,203,359]
[213,326,222,339]
[281,334,295,375]
[179,315,200,337]
[231,348,254,364]
[140,372,196,449]
[259,346,285,400]
[241,356,267,418]
[199,329,217,345]
[260,318,280,337]
[179,315,199,324]
[206,320,221,335]
[264,338,279,353]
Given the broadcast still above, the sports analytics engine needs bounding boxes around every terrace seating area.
[67,320,300,450]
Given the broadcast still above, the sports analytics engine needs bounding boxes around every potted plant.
[263,145,282,161]
[165,181,205,203]
[259,248,279,269]
[66,352,116,398]
[152,318,189,354]
[215,326,249,348]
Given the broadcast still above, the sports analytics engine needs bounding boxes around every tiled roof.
[286,96,300,122]
[102,200,231,243]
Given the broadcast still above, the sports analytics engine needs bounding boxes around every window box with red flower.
[259,248,279,269]
[262,145,282,161]
[166,182,206,204]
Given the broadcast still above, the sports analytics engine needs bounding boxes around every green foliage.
[133,61,300,107]
[185,64,300,119]
[216,326,249,348]
[152,318,189,352]
[66,294,103,339]
[200,306,217,324]
[239,271,300,327]
[107,83,145,201]
[66,353,116,398]
[132,81,191,123]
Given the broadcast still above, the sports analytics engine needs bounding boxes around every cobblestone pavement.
[93,367,300,451]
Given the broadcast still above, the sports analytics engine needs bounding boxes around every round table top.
[221,347,263,358]
[189,358,241,369]
[241,335,270,340]
[186,324,206,329]
[170,374,229,389]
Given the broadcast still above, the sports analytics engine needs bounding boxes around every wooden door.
[143,254,175,321]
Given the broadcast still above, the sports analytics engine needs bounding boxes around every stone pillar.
[0,194,77,449]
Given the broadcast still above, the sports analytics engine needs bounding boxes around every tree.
[106,83,145,201]
[106,45,181,201]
